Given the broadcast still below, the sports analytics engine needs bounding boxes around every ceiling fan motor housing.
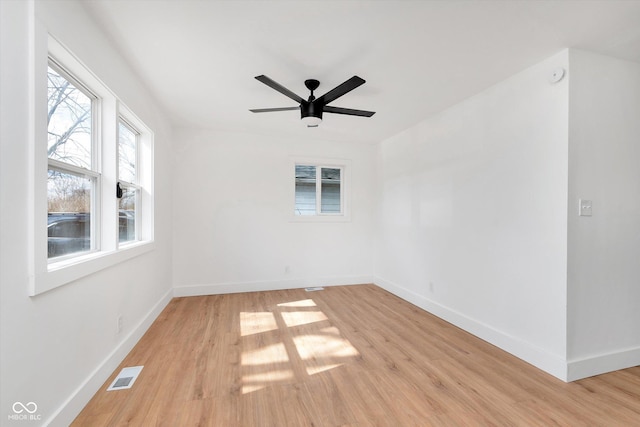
[301,100,323,120]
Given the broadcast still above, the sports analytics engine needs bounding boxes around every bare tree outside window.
[118,121,136,184]
[47,65,94,258]
[47,170,91,212]
[47,65,92,168]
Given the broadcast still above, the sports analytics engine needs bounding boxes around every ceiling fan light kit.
[250,75,375,127]
[301,116,322,127]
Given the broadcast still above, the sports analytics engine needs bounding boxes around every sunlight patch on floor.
[240,298,359,394]
[240,312,278,337]
[292,328,360,361]
[277,299,317,308]
[281,310,328,327]
[241,342,289,366]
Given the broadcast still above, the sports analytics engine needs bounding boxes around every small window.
[117,119,140,244]
[295,163,343,216]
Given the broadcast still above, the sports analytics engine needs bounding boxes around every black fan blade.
[316,76,366,105]
[255,75,304,104]
[250,107,299,113]
[323,106,375,117]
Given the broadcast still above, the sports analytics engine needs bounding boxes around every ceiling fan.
[250,75,375,127]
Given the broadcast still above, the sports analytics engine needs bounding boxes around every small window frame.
[117,117,141,246]
[290,157,351,223]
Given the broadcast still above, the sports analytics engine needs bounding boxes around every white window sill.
[289,214,351,223]
[30,241,155,296]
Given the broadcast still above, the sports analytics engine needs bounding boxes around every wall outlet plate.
[579,199,593,216]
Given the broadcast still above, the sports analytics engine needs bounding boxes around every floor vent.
[305,287,325,292]
[107,366,143,391]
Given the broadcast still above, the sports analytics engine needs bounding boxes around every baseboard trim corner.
[373,275,568,382]
[567,346,640,381]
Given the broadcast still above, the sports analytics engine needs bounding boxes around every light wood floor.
[73,284,640,426]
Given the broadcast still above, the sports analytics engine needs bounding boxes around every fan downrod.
[304,79,320,100]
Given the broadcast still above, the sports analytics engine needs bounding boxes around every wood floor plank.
[72,284,640,426]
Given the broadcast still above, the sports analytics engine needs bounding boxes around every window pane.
[320,168,341,213]
[47,66,92,168]
[118,121,137,184]
[119,186,137,243]
[295,165,316,215]
[47,170,92,258]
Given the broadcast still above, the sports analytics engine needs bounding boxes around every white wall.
[172,129,376,295]
[374,51,570,379]
[0,1,173,425]
[567,50,640,379]
[2,8,637,426]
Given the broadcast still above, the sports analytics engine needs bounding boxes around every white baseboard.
[567,346,640,381]
[46,288,173,427]
[173,275,373,297]
[373,275,569,382]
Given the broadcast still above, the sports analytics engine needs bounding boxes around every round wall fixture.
[549,67,566,83]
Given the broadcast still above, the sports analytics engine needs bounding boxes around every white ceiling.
[83,0,640,144]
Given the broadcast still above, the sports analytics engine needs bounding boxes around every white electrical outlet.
[117,315,123,333]
[579,199,593,216]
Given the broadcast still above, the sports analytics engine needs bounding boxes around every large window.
[47,63,97,259]
[293,159,349,221]
[31,34,154,295]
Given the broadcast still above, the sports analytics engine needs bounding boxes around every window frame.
[290,157,351,223]
[46,59,101,261]
[117,116,141,246]
[29,32,155,296]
